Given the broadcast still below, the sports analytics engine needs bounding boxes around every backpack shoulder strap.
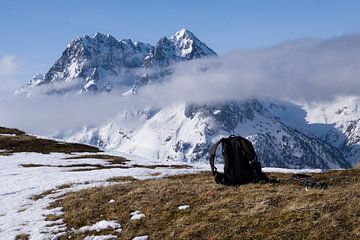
[209,138,223,176]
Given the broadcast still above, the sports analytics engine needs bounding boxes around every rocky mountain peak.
[171,28,217,59]
[21,29,217,95]
[143,29,217,67]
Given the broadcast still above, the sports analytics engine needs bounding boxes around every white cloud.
[137,34,360,104]
[2,34,360,135]
[0,55,18,76]
[0,55,23,95]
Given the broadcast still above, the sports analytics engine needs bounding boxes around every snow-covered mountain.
[64,99,351,169]
[304,97,360,165]
[143,28,217,67]
[17,28,217,95]
[17,29,360,169]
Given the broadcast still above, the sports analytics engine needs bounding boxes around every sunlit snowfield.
[0,151,207,239]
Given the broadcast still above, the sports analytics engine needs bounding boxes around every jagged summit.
[19,29,217,95]
[143,28,217,67]
[171,28,217,59]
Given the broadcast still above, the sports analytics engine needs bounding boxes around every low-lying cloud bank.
[139,34,360,104]
[1,34,360,135]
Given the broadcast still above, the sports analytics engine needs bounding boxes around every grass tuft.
[15,233,29,240]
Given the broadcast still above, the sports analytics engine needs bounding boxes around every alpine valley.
[18,29,360,170]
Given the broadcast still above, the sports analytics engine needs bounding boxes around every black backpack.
[209,135,268,186]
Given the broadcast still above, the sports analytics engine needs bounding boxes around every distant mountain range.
[17,29,360,169]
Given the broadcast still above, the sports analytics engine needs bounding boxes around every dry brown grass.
[21,163,130,170]
[51,169,360,240]
[354,161,360,169]
[45,214,63,221]
[131,164,193,169]
[15,233,29,240]
[57,183,73,190]
[66,154,128,162]
[21,156,192,172]
[30,184,73,201]
[107,176,139,182]
[0,126,100,154]
[0,126,25,136]
[31,189,55,201]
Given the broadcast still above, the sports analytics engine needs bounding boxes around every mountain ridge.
[14,29,360,169]
[17,29,217,95]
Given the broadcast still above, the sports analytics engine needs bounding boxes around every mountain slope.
[304,96,360,165]
[65,100,350,169]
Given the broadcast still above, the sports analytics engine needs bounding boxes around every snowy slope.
[303,96,360,165]
[65,100,350,169]
[0,151,207,239]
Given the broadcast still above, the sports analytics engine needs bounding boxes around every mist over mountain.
[6,30,360,169]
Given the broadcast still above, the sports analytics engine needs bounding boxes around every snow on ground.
[0,150,325,239]
[130,211,145,220]
[0,151,207,239]
[132,235,149,240]
[84,234,118,240]
[77,220,121,233]
[262,167,323,174]
[178,205,190,210]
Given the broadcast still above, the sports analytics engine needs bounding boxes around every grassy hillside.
[51,170,360,240]
[2,126,358,239]
[0,126,99,154]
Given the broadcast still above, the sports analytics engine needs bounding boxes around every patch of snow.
[262,168,323,174]
[130,211,145,220]
[0,133,16,136]
[178,205,190,210]
[78,220,121,233]
[84,235,118,240]
[0,151,206,239]
[121,88,133,96]
[132,235,149,240]
[213,109,221,115]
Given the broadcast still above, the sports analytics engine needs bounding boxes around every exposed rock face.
[20,29,216,95]
[65,99,351,170]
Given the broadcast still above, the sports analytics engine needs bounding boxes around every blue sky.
[1,0,360,90]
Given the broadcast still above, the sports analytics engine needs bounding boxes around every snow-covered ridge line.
[17,28,217,96]
[65,99,352,170]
